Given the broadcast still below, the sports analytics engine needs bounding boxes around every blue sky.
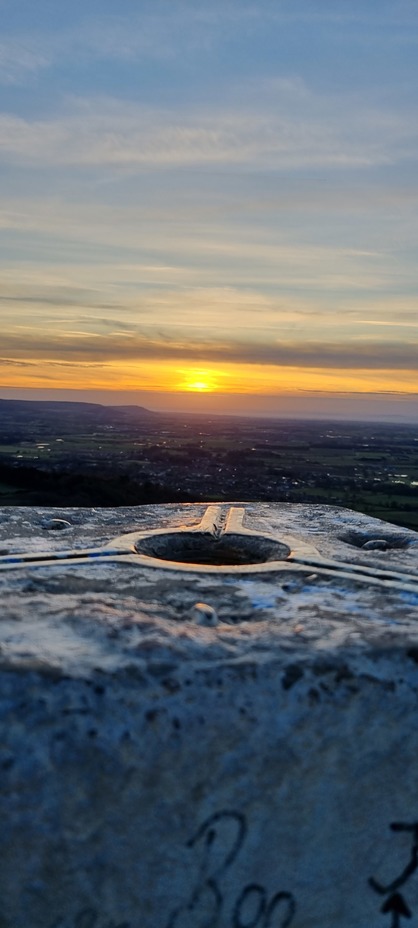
[1,0,418,418]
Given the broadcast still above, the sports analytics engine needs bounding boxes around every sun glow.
[3,357,418,401]
[178,369,219,392]
[189,381,210,391]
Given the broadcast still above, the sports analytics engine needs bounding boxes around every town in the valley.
[0,397,418,531]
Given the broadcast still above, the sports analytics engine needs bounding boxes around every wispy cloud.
[0,216,407,297]
[2,270,418,358]
[0,4,266,85]
[2,2,418,88]
[0,358,33,367]
[0,356,106,369]
[0,86,415,172]
[357,319,418,328]
[2,326,418,371]
[0,40,49,85]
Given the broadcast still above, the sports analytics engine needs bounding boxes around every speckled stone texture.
[1,502,418,928]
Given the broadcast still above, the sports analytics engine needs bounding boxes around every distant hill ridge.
[0,398,155,416]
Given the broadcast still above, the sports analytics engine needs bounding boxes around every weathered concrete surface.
[1,502,418,928]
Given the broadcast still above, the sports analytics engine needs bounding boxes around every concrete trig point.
[1,501,418,927]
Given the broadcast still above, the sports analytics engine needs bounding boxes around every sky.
[1,0,418,420]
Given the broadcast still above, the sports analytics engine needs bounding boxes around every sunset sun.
[179,370,218,393]
[188,379,210,392]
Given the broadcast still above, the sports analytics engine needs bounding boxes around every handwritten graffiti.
[232,886,295,928]
[369,822,418,925]
[40,815,418,927]
[166,810,296,927]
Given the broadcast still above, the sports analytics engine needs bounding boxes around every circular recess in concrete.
[338,530,411,550]
[135,531,291,566]
[42,518,72,531]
